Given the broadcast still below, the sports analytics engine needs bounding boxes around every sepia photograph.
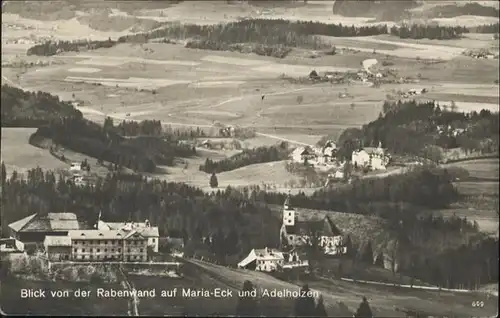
[0,0,498,316]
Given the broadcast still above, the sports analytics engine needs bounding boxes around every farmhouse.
[321,141,337,164]
[44,236,72,261]
[290,146,316,164]
[280,196,346,256]
[237,247,308,272]
[8,212,90,244]
[351,144,388,170]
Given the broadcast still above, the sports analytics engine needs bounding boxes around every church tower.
[283,194,295,226]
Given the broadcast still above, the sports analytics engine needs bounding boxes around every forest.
[390,24,468,40]
[199,143,290,173]
[1,164,497,289]
[30,116,196,173]
[1,85,83,127]
[253,165,460,212]
[26,38,117,56]
[334,100,499,162]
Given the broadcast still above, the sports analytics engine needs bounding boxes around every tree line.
[26,38,117,56]
[1,85,83,127]
[116,119,209,139]
[335,100,499,163]
[199,143,290,173]
[390,24,467,40]
[470,23,499,34]
[30,116,195,173]
[255,165,460,212]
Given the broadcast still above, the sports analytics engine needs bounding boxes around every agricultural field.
[1,0,499,188]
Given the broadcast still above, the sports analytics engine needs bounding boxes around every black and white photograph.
[0,0,499,316]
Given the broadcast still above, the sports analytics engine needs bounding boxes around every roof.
[285,214,342,237]
[238,248,284,268]
[291,147,305,157]
[361,147,384,155]
[9,212,84,233]
[68,229,139,240]
[44,236,72,247]
[136,227,159,238]
[8,214,37,232]
[104,222,159,237]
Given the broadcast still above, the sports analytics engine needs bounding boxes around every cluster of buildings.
[7,212,160,263]
[290,141,389,172]
[238,196,347,273]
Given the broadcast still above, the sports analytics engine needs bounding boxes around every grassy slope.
[182,259,498,317]
[0,128,67,175]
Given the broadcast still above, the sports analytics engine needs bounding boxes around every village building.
[8,212,90,244]
[44,236,72,261]
[64,229,148,262]
[290,146,316,164]
[280,196,347,256]
[0,238,25,254]
[321,141,337,164]
[237,247,308,272]
[97,219,159,253]
[351,143,388,171]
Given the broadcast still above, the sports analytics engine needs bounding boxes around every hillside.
[172,259,499,317]
[332,0,419,21]
[337,100,499,163]
[1,85,83,127]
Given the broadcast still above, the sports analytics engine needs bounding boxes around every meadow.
[438,159,499,236]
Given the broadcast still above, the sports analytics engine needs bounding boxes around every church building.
[280,195,347,256]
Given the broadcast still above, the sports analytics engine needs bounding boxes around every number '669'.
[472,301,484,308]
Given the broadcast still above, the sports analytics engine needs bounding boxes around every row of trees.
[115,119,163,137]
[119,19,390,45]
[470,23,499,34]
[26,38,116,56]
[1,85,83,127]
[390,24,466,40]
[199,143,290,173]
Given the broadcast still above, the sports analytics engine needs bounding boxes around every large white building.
[237,247,308,272]
[351,143,388,171]
[280,196,347,256]
[97,220,159,253]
